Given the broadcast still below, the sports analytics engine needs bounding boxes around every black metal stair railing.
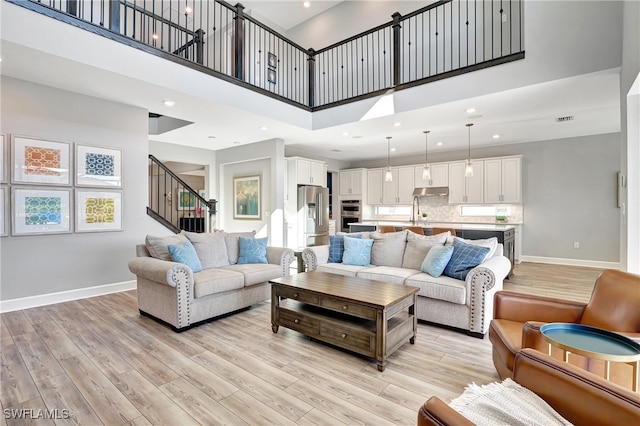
[12,0,524,110]
[148,155,217,234]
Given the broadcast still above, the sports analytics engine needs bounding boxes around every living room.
[1,0,639,423]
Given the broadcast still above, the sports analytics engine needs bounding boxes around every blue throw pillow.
[168,240,203,272]
[421,245,454,277]
[443,239,491,280]
[238,236,268,264]
[342,236,374,267]
[328,234,363,263]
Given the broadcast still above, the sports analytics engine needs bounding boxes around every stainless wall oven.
[340,200,361,232]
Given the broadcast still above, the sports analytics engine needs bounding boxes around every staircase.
[147,155,216,233]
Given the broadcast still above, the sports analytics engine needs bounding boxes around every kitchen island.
[349,221,516,277]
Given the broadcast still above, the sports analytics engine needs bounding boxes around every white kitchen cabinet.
[448,160,484,204]
[339,169,365,196]
[414,163,448,187]
[367,169,384,204]
[383,166,414,204]
[287,157,325,186]
[484,157,521,203]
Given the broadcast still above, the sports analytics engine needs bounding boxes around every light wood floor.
[1,262,601,425]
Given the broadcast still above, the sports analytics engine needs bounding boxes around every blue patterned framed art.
[76,144,123,188]
[12,187,72,236]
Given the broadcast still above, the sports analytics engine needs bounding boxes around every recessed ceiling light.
[393,122,401,127]
[233,141,241,144]
[208,136,216,139]
[162,100,175,107]
[342,131,349,136]
[492,134,501,139]
[260,126,268,130]
[304,1,311,8]
[437,141,444,146]
[390,148,396,152]
[466,107,476,114]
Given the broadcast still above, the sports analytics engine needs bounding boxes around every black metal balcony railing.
[147,155,217,234]
[13,0,524,110]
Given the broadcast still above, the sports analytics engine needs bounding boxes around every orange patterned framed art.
[11,135,71,185]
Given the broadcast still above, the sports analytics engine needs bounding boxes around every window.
[375,206,412,216]
[460,206,511,217]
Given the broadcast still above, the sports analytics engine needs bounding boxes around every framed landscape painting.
[76,189,123,233]
[76,144,123,187]
[233,175,261,220]
[12,187,72,236]
[11,135,72,186]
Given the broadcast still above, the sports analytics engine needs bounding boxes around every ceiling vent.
[556,116,574,122]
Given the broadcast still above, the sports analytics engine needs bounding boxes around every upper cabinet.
[448,160,484,204]
[367,169,384,204]
[340,169,365,196]
[484,156,522,203]
[383,166,415,205]
[414,163,449,188]
[288,157,325,187]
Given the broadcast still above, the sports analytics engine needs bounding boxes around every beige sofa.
[302,230,511,337]
[129,230,295,331]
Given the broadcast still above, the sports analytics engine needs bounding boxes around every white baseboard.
[519,256,620,270]
[0,281,137,313]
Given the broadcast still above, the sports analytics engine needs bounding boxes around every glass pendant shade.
[464,123,474,177]
[422,130,430,180]
[385,136,393,182]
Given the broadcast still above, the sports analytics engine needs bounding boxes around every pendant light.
[464,123,474,177]
[385,136,393,182]
[422,130,431,180]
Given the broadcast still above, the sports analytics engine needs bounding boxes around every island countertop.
[350,221,518,231]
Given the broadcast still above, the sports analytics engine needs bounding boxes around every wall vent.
[556,116,574,122]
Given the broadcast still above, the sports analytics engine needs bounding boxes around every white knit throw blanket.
[449,378,573,426]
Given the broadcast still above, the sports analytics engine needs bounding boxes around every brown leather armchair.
[488,269,640,391]
[418,348,640,426]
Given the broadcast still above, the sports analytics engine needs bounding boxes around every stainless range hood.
[412,186,449,196]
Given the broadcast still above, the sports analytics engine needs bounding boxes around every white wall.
[0,77,162,303]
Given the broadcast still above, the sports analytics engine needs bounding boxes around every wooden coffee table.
[269,271,419,371]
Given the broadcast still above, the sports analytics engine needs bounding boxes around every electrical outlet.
[573,242,580,249]
[502,13,507,23]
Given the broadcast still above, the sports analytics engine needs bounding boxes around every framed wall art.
[11,135,72,186]
[268,52,277,69]
[176,189,196,211]
[0,134,6,183]
[12,187,72,236]
[76,189,123,233]
[0,187,7,237]
[268,68,277,84]
[76,144,123,187]
[233,175,261,220]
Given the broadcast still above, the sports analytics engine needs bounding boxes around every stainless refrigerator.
[298,186,329,246]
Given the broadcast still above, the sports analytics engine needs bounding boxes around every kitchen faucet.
[411,195,420,224]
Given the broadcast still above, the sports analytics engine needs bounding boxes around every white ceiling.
[242,1,344,30]
[0,1,622,163]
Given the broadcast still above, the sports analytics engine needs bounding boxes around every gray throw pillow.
[145,233,188,261]
[223,230,257,264]
[402,239,442,270]
[182,230,230,269]
[370,230,407,267]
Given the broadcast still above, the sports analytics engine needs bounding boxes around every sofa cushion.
[343,236,374,266]
[238,236,268,264]
[357,266,418,285]
[145,233,188,261]
[408,230,449,243]
[447,236,498,262]
[370,230,407,267]
[404,273,467,304]
[182,230,230,269]
[317,263,371,276]
[193,269,245,298]
[222,263,282,287]
[168,240,203,273]
[328,234,362,263]
[443,239,491,280]
[421,245,454,277]
[223,230,257,264]
[402,239,442,270]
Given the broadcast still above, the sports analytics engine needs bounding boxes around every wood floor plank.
[30,322,82,361]
[158,378,249,426]
[192,351,312,421]
[12,333,65,381]
[0,344,40,407]
[65,328,133,380]
[123,416,153,426]
[296,408,350,426]
[2,312,36,337]
[3,397,55,426]
[110,370,199,426]
[59,355,141,425]
[133,316,207,358]
[35,373,103,425]
[218,390,299,426]
[42,304,88,336]
[1,318,14,347]
[21,309,52,327]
